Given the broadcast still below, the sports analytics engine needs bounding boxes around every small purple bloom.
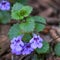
[10,35,24,55]
[30,33,43,49]
[22,43,34,55]
[0,0,10,11]
[10,34,43,55]
[11,35,24,45]
[11,45,22,55]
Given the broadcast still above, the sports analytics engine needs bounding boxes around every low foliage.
[54,42,60,56]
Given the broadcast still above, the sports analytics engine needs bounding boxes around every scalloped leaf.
[19,17,35,33]
[20,6,33,17]
[33,16,46,32]
[54,42,60,56]
[8,24,22,40]
[35,23,45,32]
[11,3,33,20]
[0,11,11,24]
[33,16,46,24]
[14,6,33,20]
[12,3,23,11]
[35,41,49,54]
[11,3,23,20]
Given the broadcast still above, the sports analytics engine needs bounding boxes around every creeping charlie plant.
[8,2,49,56]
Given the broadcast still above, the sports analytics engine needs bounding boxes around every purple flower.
[0,0,10,11]
[11,35,24,45]
[10,35,24,55]
[30,33,43,49]
[22,43,34,55]
[10,34,43,55]
[11,45,23,55]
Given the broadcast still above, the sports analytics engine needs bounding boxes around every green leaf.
[35,41,49,54]
[54,42,60,56]
[15,6,33,20]
[33,16,46,24]
[11,3,23,20]
[11,3,33,20]
[0,11,11,24]
[33,16,46,32]
[20,6,33,17]
[8,24,22,40]
[35,23,45,32]
[19,17,35,33]
[12,3,23,11]
[22,34,32,43]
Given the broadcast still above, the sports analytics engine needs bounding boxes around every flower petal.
[11,49,16,54]
[10,44,15,49]
[37,43,43,48]
[15,51,21,55]
[31,43,37,49]
[38,35,43,42]
[16,46,22,51]
[29,38,34,43]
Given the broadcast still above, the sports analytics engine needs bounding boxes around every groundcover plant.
[1,0,60,60]
[8,2,50,59]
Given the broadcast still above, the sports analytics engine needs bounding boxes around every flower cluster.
[0,0,10,11]
[10,34,43,55]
